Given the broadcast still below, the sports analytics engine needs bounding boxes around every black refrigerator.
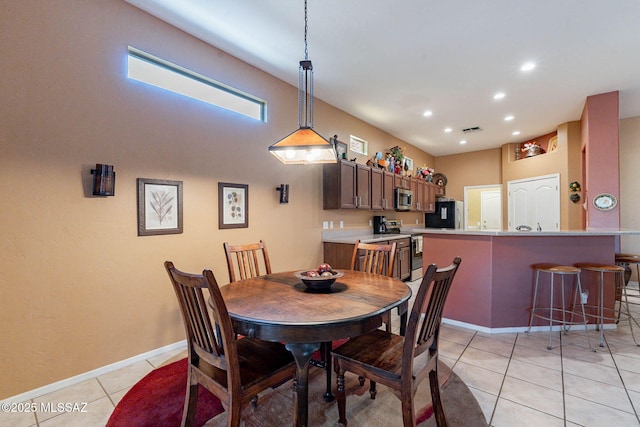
[425,200,464,229]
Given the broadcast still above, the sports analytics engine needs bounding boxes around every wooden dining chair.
[223,240,272,283]
[350,239,398,333]
[164,261,296,427]
[318,240,399,401]
[332,257,462,427]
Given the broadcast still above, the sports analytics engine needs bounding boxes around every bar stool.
[575,263,638,347]
[615,253,640,299]
[527,264,592,351]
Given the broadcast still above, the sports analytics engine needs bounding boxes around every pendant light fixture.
[268,0,337,164]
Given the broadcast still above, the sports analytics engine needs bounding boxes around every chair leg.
[182,377,199,427]
[400,392,416,427]
[429,369,448,427]
[226,401,242,427]
[369,380,377,399]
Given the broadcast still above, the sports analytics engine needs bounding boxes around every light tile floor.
[2,280,640,427]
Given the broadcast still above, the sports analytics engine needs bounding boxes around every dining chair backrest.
[164,261,296,426]
[403,257,462,387]
[350,239,397,277]
[224,240,272,283]
[165,261,237,376]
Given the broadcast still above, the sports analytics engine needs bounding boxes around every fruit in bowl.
[318,263,333,274]
[294,268,344,291]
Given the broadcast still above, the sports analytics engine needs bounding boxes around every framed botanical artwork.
[218,182,248,229]
[137,178,183,236]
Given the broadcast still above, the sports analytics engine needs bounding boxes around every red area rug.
[106,357,468,426]
[106,358,223,427]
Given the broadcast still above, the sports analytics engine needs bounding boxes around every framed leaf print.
[137,178,183,236]
[218,182,248,229]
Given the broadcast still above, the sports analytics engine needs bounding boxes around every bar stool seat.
[576,262,639,347]
[527,264,593,350]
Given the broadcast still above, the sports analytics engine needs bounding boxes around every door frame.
[463,184,503,230]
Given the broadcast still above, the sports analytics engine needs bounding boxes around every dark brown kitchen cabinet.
[323,160,371,209]
[394,174,411,190]
[394,238,411,281]
[412,178,436,213]
[371,168,395,210]
[323,237,411,281]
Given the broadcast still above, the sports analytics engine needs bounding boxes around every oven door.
[410,234,423,281]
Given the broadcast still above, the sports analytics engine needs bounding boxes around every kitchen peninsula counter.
[412,228,639,331]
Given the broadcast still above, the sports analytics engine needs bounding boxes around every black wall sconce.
[276,184,289,204]
[91,164,115,196]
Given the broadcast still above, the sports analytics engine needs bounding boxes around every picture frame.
[335,139,348,159]
[404,156,414,173]
[218,182,249,229]
[137,178,183,236]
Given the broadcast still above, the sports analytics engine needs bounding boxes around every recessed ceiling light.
[520,62,536,72]
[504,115,514,121]
[444,127,452,133]
[512,131,521,136]
[459,140,467,145]
[493,92,505,100]
[423,110,433,117]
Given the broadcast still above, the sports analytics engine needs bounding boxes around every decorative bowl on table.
[294,270,344,291]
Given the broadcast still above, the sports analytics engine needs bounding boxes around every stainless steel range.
[410,234,423,281]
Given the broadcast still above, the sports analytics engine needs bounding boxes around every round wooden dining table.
[219,269,411,427]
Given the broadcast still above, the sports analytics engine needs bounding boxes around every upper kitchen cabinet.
[323,160,371,209]
[371,168,395,210]
[412,178,436,213]
[394,174,411,190]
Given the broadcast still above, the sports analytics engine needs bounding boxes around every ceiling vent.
[462,126,482,133]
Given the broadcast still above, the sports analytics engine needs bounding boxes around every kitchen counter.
[322,233,412,244]
[411,228,640,237]
[415,228,640,331]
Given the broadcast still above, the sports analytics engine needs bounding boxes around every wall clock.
[593,193,617,211]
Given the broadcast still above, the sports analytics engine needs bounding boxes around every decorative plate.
[432,173,447,187]
[593,193,617,211]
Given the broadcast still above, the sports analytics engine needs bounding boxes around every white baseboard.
[0,340,186,404]
[442,317,617,334]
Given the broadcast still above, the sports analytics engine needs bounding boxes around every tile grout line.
[605,336,640,424]
[486,332,519,426]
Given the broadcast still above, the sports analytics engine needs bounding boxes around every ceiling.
[124,0,640,156]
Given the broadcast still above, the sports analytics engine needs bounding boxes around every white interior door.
[508,174,560,231]
[480,190,502,230]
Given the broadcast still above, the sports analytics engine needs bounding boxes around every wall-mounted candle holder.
[91,164,115,196]
[276,184,289,204]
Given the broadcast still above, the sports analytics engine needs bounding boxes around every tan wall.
[0,0,432,398]
[620,117,640,261]
[433,148,502,201]
[500,122,583,230]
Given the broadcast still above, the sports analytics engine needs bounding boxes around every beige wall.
[620,117,640,259]
[501,121,582,230]
[434,148,502,201]
[0,0,432,398]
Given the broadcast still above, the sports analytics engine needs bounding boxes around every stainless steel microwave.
[394,188,413,211]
